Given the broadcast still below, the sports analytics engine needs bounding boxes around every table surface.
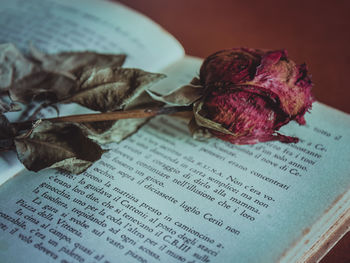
[117,1,350,262]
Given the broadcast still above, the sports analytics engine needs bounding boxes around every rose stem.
[13,106,192,131]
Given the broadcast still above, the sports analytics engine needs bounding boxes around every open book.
[0,0,349,262]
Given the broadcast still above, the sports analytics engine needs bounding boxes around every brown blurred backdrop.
[117,1,350,262]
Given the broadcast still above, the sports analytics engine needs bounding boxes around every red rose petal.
[204,88,285,144]
[200,48,262,87]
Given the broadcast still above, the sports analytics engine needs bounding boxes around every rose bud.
[147,48,314,145]
[194,48,314,144]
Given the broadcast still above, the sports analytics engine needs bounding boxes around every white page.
[0,57,350,263]
[0,0,184,184]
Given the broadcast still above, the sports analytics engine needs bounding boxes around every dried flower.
[149,48,314,144]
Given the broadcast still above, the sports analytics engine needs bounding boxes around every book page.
[0,0,184,71]
[0,0,185,184]
[0,57,350,263]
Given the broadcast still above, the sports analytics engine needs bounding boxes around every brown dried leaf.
[0,114,16,151]
[188,116,212,141]
[9,57,163,115]
[81,118,149,145]
[30,47,126,79]
[124,88,163,110]
[0,43,39,92]
[9,71,77,103]
[65,67,165,112]
[8,48,126,105]
[14,121,105,173]
[147,77,202,106]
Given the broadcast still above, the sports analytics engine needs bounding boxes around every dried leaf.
[9,71,77,103]
[8,48,126,105]
[188,116,212,141]
[9,65,164,114]
[14,121,105,173]
[0,114,16,151]
[81,118,149,145]
[0,43,38,91]
[193,100,234,135]
[65,67,165,112]
[147,77,202,106]
[124,88,163,110]
[30,47,126,79]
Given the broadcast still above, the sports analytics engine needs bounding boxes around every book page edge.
[302,207,350,263]
[278,188,350,263]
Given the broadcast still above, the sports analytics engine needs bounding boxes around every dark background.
[117,1,349,262]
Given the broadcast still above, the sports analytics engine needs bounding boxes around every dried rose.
[148,48,314,144]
